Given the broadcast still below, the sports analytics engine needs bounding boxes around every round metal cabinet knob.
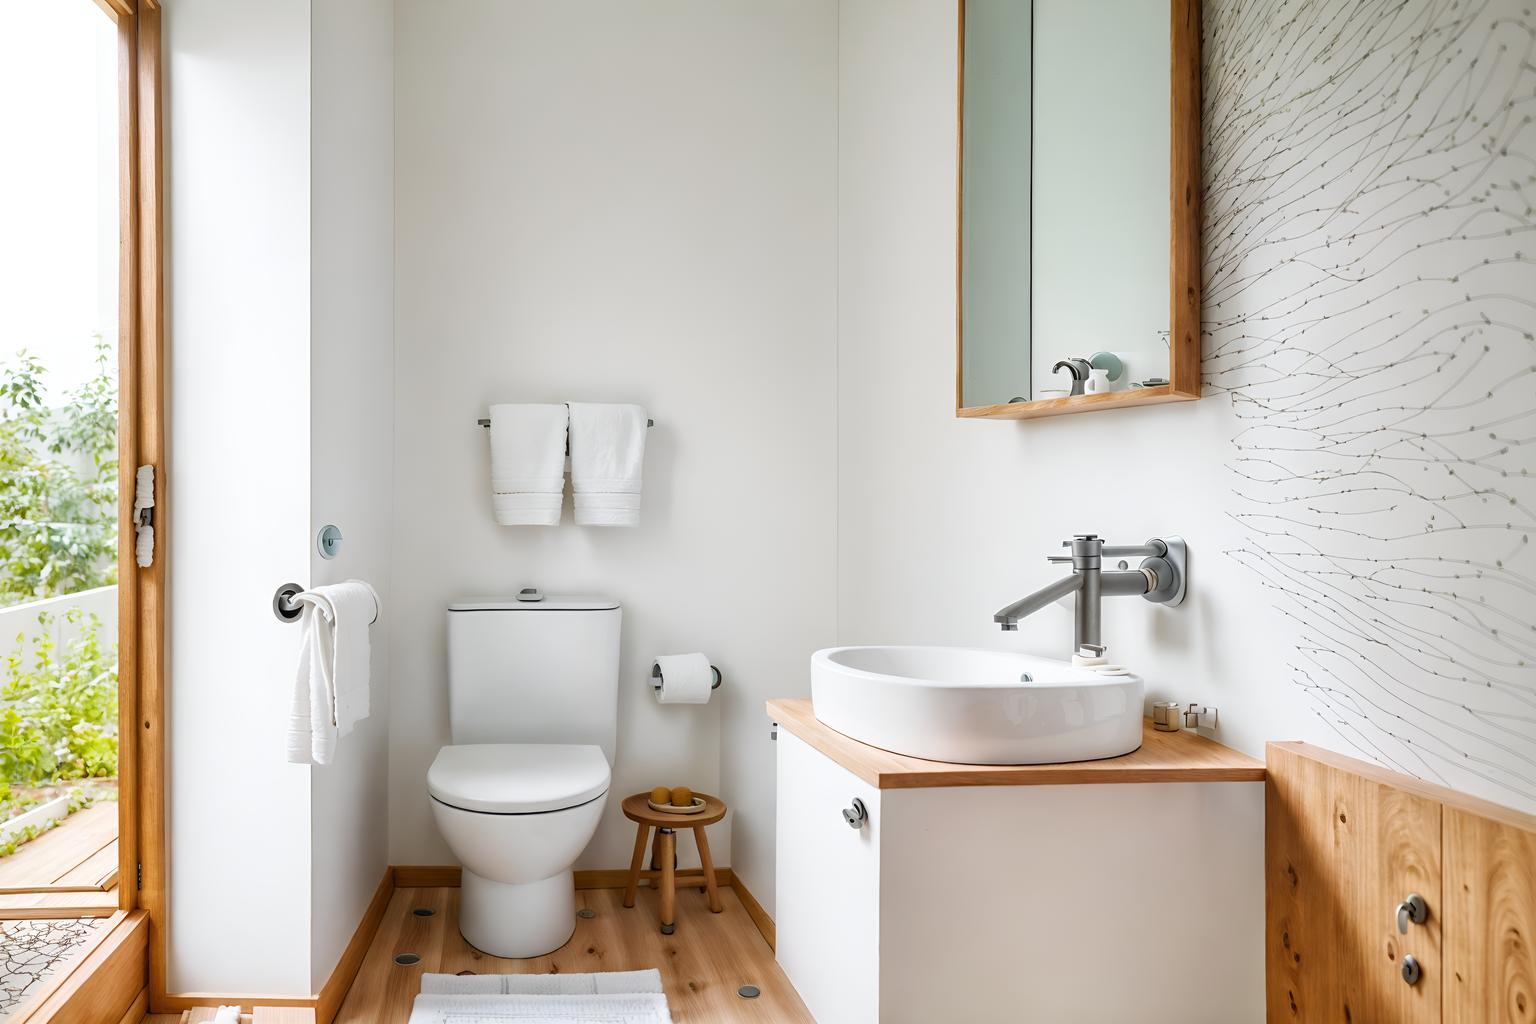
[1401,954,1422,986]
[842,798,868,829]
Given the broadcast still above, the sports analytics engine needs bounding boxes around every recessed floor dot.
[412,907,436,917]
[577,908,597,919]
[738,985,760,999]
[394,952,422,966]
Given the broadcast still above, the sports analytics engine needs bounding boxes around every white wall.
[839,0,1536,837]
[165,0,394,995]
[308,0,394,995]
[165,0,314,994]
[389,0,838,911]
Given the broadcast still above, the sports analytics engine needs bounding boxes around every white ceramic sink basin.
[811,646,1144,764]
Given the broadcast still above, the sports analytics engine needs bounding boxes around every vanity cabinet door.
[1267,744,1443,1024]
[776,731,882,1024]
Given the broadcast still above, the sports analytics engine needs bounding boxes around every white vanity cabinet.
[772,702,1267,1024]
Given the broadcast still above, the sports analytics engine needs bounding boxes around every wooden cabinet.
[1267,743,1536,1023]
[1443,806,1536,1023]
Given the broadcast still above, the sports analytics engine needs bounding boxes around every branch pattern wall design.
[1204,0,1536,810]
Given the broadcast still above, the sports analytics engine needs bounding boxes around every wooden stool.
[620,792,727,934]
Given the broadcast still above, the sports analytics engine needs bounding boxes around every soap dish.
[648,797,705,815]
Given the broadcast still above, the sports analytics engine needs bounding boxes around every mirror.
[957,0,1200,419]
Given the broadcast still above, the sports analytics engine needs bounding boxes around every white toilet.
[427,596,620,958]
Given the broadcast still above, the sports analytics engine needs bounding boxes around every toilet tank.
[446,597,621,761]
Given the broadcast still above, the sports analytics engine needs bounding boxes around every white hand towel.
[568,403,647,527]
[286,580,379,765]
[212,1007,241,1024]
[490,403,568,525]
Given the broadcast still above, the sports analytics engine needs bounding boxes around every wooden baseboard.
[316,867,393,1024]
[393,865,736,891]
[731,873,775,952]
[392,864,464,887]
[11,911,147,1024]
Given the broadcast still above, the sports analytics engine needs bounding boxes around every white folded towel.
[211,1007,241,1024]
[286,580,379,765]
[568,403,647,527]
[490,403,569,526]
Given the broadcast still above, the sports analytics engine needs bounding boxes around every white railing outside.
[0,586,118,667]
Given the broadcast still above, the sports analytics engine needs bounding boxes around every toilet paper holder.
[651,663,723,692]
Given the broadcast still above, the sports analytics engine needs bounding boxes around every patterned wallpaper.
[1205,0,1536,810]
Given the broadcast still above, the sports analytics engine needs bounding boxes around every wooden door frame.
[110,0,167,1009]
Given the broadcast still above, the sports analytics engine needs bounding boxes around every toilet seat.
[428,743,610,814]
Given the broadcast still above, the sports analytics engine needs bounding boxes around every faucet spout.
[993,573,1084,630]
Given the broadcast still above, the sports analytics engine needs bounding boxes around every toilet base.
[459,868,576,958]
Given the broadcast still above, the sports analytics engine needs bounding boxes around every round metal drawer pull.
[842,798,868,829]
[1401,954,1422,986]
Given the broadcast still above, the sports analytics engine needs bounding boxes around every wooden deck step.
[0,803,118,893]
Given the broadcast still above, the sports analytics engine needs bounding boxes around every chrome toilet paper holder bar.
[651,663,723,692]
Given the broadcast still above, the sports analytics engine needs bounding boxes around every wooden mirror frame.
[956,0,1201,420]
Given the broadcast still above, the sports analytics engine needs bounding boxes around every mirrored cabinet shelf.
[956,0,1201,420]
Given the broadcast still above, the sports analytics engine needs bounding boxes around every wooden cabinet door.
[1267,744,1442,1023]
[1443,805,1536,1023]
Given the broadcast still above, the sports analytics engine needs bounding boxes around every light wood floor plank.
[333,886,810,1023]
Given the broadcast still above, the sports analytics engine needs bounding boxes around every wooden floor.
[333,885,812,1023]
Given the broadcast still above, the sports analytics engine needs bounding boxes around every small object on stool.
[650,786,671,805]
[621,791,728,935]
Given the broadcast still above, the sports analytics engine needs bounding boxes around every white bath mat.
[406,992,672,1024]
[420,970,664,996]
[407,972,672,1024]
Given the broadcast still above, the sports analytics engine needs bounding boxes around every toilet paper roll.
[654,653,714,704]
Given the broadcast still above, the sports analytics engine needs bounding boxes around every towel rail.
[477,417,654,428]
[273,582,380,625]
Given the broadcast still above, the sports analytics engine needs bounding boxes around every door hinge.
[133,465,156,568]
[136,862,142,890]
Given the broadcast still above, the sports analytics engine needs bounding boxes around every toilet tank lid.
[449,597,619,611]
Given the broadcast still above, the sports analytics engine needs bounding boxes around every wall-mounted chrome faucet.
[993,534,1187,658]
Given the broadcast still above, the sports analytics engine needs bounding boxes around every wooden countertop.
[766,698,1266,789]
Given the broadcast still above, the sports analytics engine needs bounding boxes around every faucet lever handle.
[1046,555,1073,563]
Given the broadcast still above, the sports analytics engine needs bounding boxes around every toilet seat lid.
[428,743,610,814]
